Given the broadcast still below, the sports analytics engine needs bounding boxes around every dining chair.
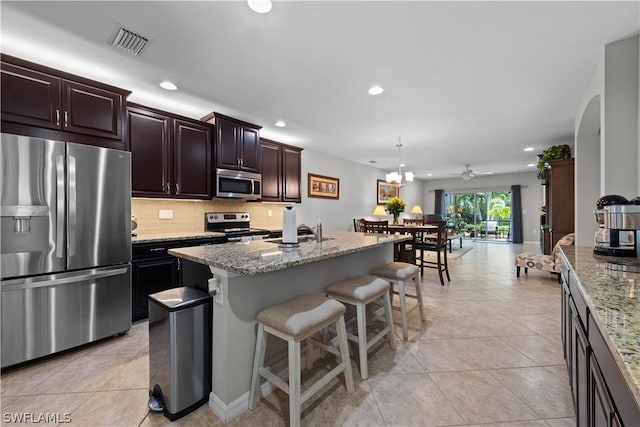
[353,218,365,232]
[413,220,450,286]
[362,219,389,234]
[403,218,424,226]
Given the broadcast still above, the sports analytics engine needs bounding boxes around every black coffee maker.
[594,195,640,257]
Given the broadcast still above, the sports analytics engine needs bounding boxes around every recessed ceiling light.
[248,0,272,13]
[427,173,433,177]
[527,163,535,167]
[369,160,377,164]
[368,86,384,95]
[159,81,177,91]
[274,121,286,127]
[523,147,534,152]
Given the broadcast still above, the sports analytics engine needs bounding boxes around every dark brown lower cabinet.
[561,279,572,370]
[132,236,225,321]
[570,297,589,426]
[132,256,179,321]
[589,353,623,427]
[560,255,639,427]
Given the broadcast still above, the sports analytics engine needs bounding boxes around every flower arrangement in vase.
[386,196,406,225]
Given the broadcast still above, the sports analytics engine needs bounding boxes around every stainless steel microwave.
[216,168,262,200]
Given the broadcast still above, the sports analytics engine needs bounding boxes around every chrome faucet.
[297,222,323,242]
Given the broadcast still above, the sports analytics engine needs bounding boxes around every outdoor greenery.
[536,144,572,179]
[445,191,512,239]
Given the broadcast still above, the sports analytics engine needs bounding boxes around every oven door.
[216,168,261,200]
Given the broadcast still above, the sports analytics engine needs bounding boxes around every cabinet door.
[571,298,589,427]
[1,61,61,129]
[589,353,619,427]
[282,146,302,202]
[562,281,572,363]
[62,80,124,140]
[128,107,172,197]
[239,126,260,172]
[260,140,282,201]
[216,117,240,169]
[174,119,213,199]
[131,257,179,321]
[547,159,574,249]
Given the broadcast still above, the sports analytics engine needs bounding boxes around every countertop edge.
[169,232,411,275]
[132,232,226,244]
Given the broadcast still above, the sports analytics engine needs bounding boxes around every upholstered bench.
[515,233,575,283]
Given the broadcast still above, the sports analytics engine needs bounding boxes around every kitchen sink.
[267,236,333,244]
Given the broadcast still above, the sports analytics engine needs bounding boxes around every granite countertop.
[169,231,410,275]
[560,246,640,405]
[132,231,226,244]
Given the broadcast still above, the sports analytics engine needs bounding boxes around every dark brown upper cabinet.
[203,112,261,173]
[1,54,129,150]
[173,118,213,199]
[260,138,302,203]
[128,104,213,199]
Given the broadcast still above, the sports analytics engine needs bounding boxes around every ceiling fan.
[450,164,492,181]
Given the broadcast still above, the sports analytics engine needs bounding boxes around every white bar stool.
[372,262,424,340]
[326,275,396,379]
[248,294,354,427]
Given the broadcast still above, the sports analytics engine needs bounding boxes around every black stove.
[205,212,270,241]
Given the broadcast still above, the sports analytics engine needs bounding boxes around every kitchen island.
[169,231,410,421]
[558,246,640,426]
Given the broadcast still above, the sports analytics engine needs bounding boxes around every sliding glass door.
[444,190,512,241]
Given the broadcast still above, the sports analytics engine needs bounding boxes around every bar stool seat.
[326,275,396,379]
[248,294,354,427]
[372,262,424,341]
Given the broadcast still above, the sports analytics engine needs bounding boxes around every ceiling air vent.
[111,26,149,56]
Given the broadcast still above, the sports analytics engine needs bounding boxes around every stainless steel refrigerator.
[1,133,132,368]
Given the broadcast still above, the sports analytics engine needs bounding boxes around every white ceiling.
[1,1,638,180]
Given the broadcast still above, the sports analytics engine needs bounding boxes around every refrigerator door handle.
[68,155,77,257]
[1,266,129,292]
[56,154,65,258]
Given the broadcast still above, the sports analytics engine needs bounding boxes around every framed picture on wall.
[308,173,340,199]
[377,179,399,204]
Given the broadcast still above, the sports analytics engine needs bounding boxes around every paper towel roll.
[282,205,298,244]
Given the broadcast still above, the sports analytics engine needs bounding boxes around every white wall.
[421,172,542,243]
[575,95,602,247]
[574,34,640,246]
[295,148,425,232]
[603,35,639,197]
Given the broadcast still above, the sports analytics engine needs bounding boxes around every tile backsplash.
[131,198,287,234]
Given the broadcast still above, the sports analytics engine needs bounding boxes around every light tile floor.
[1,242,576,426]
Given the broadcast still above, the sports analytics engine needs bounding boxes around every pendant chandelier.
[386,137,414,186]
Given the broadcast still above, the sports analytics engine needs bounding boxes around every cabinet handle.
[165,182,170,194]
[237,157,240,167]
[56,109,60,126]
[149,247,166,252]
[64,111,69,128]
[176,183,180,194]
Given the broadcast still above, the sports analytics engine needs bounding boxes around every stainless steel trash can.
[148,287,211,421]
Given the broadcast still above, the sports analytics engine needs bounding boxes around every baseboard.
[208,350,315,422]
